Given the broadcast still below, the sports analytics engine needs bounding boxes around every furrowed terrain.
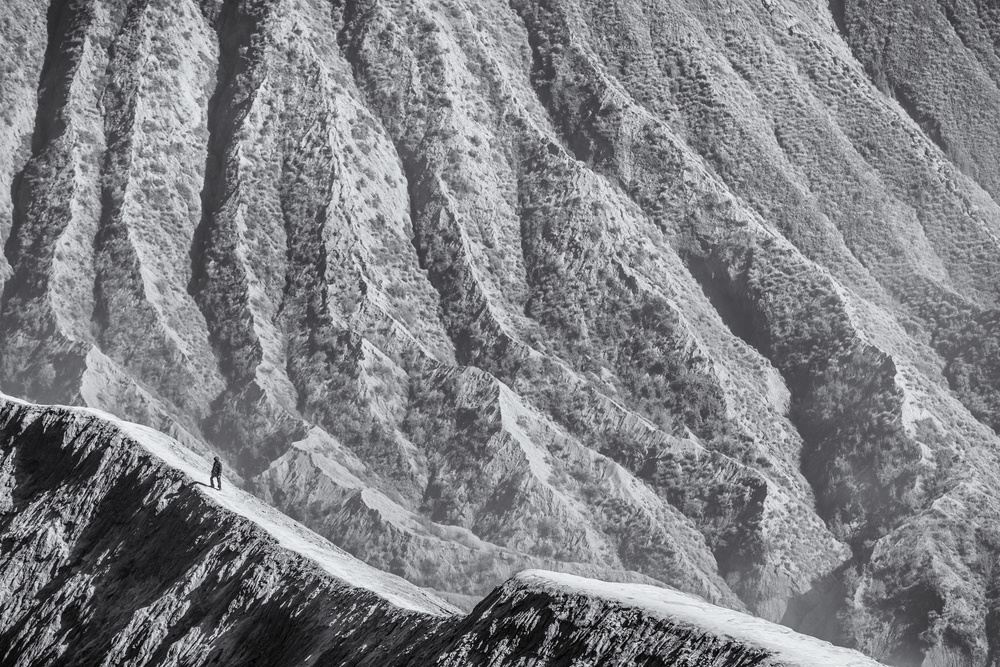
[2,0,1000,664]
[0,394,886,666]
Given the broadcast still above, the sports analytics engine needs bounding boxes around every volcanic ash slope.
[6,0,1000,663]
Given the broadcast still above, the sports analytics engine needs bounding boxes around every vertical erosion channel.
[0,0,97,402]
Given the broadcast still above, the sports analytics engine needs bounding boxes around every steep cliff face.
[3,0,1000,664]
[0,394,453,666]
[0,395,887,666]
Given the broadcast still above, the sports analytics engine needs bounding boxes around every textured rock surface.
[0,395,885,666]
[3,0,1000,664]
[417,570,888,667]
[0,393,453,666]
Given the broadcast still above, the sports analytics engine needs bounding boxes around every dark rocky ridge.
[0,394,885,666]
[2,0,1000,663]
[0,394,452,666]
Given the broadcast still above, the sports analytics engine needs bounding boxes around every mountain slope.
[3,0,1000,664]
[0,393,453,665]
[0,394,886,666]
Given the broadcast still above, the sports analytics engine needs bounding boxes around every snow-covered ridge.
[0,392,458,618]
[516,571,887,666]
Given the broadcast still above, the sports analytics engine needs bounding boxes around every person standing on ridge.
[210,456,223,490]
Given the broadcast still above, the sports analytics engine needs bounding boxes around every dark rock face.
[2,0,1000,663]
[413,571,887,667]
[0,395,451,666]
[0,395,885,667]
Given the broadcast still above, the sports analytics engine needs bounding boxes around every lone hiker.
[210,456,223,490]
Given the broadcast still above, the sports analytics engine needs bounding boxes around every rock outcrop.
[419,570,888,667]
[3,0,1000,664]
[0,394,885,666]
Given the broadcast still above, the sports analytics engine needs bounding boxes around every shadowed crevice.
[187,0,270,386]
[0,0,96,403]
